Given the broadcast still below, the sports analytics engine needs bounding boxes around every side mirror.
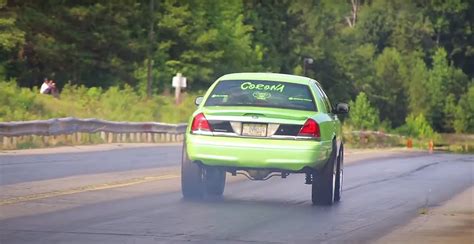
[195,96,204,106]
[333,103,349,114]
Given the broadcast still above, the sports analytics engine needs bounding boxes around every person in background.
[49,79,59,98]
[39,78,59,98]
[40,78,51,94]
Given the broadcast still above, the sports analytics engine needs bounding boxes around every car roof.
[217,72,313,85]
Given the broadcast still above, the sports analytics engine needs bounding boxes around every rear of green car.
[182,73,348,205]
[186,107,333,171]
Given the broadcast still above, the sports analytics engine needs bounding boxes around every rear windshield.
[204,80,317,111]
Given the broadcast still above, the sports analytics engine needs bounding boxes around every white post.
[175,80,181,105]
[172,73,187,105]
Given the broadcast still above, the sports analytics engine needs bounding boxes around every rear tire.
[204,167,226,196]
[181,144,204,198]
[334,144,343,202]
[312,141,337,205]
[181,144,226,198]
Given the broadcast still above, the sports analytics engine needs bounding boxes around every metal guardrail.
[0,117,187,136]
[349,130,404,138]
[0,117,188,149]
[2,118,447,150]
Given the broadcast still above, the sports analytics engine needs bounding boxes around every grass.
[438,134,474,153]
[0,80,200,123]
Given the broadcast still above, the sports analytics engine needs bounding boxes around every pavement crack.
[0,158,82,166]
[410,162,440,173]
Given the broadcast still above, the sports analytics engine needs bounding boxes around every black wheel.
[204,167,226,196]
[334,144,343,202]
[181,144,205,198]
[312,141,337,205]
[181,144,226,198]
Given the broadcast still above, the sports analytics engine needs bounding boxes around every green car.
[181,73,349,205]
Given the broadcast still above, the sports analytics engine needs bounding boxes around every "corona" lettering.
[240,82,285,93]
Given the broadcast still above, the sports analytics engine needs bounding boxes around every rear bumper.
[186,134,332,171]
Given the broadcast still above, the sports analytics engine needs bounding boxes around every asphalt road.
[0,145,472,243]
[0,144,181,185]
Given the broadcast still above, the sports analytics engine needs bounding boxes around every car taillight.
[298,119,320,138]
[191,113,212,132]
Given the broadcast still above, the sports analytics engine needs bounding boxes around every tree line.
[0,0,472,132]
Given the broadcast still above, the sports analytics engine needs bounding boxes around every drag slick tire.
[312,141,339,205]
[181,144,226,199]
[334,144,344,202]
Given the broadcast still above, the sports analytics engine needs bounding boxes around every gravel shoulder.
[375,186,474,244]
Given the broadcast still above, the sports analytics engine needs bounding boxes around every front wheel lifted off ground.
[312,141,338,205]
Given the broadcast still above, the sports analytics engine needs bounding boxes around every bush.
[0,80,44,121]
[347,92,380,130]
[398,113,438,140]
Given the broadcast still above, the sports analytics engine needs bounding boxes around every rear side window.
[205,80,317,111]
[313,81,332,113]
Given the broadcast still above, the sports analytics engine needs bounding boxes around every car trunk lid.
[201,106,318,137]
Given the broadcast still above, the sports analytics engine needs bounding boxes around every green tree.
[348,92,380,130]
[243,0,296,73]
[8,0,145,87]
[426,48,469,131]
[372,48,408,127]
[0,0,25,79]
[423,0,473,78]
[427,48,450,130]
[443,93,457,132]
[354,0,396,53]
[404,113,437,139]
[388,1,434,54]
[1,0,473,134]
[405,54,431,116]
[146,0,259,92]
[288,0,353,102]
[453,84,474,133]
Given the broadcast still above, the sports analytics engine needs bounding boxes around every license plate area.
[242,123,267,137]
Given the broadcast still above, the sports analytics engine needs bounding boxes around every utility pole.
[303,58,314,76]
[146,0,155,98]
